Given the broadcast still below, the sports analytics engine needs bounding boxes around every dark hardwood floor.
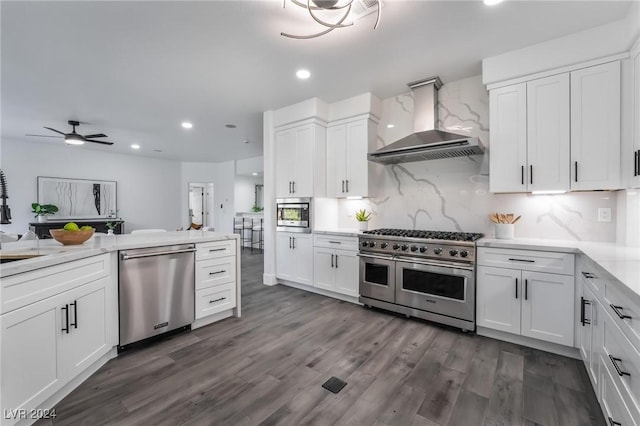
[39,251,604,426]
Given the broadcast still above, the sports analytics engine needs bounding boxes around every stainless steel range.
[358,228,483,331]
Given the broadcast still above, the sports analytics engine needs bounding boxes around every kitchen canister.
[495,223,515,239]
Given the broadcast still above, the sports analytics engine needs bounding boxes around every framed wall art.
[37,176,117,219]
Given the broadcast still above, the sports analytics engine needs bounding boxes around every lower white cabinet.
[194,240,238,322]
[276,232,313,285]
[578,280,602,394]
[313,247,358,297]
[476,266,521,334]
[601,358,639,426]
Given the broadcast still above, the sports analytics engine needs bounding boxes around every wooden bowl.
[49,229,95,245]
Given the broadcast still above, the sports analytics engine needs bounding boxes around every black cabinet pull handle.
[209,248,226,252]
[525,279,528,300]
[335,255,338,268]
[61,304,69,334]
[635,150,639,177]
[342,180,345,193]
[515,278,518,299]
[608,417,621,426]
[574,161,578,182]
[346,180,349,192]
[580,297,591,326]
[521,165,524,185]
[289,236,292,249]
[530,165,533,185]
[508,258,535,263]
[610,304,632,320]
[292,181,295,193]
[609,354,631,377]
[331,254,334,268]
[581,271,595,279]
[328,241,342,244]
[209,270,226,275]
[209,297,226,304]
[292,237,295,249]
[70,300,78,329]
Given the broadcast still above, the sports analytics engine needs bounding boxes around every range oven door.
[359,253,396,303]
[395,259,474,322]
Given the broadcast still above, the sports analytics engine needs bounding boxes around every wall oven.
[276,198,311,233]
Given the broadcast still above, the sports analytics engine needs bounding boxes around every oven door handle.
[357,253,395,261]
[397,256,475,271]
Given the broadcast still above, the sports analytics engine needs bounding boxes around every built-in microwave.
[276,198,311,233]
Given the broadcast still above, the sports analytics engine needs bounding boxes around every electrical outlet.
[597,207,611,223]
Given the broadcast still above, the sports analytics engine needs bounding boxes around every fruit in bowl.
[50,222,95,245]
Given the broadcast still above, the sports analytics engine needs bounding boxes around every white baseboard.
[278,280,360,304]
[191,309,234,330]
[263,273,278,286]
[477,326,581,359]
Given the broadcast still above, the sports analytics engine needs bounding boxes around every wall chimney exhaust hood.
[368,77,484,165]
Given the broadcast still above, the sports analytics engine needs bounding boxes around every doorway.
[189,182,214,229]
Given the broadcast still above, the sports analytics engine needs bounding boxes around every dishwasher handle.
[121,247,196,261]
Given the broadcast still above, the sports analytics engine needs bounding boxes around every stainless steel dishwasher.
[119,244,196,349]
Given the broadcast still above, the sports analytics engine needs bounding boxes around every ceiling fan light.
[65,134,85,145]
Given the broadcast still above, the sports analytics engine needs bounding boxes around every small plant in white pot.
[355,209,371,231]
[31,203,59,223]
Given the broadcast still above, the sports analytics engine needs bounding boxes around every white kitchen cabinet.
[326,117,377,198]
[313,247,358,297]
[526,73,571,192]
[571,61,621,190]
[476,247,575,346]
[275,124,318,198]
[631,41,640,188]
[579,280,602,394]
[276,232,313,285]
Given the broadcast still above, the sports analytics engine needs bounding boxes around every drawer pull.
[524,279,528,301]
[580,297,591,326]
[608,417,621,426]
[581,271,596,279]
[209,248,226,252]
[209,270,226,276]
[610,304,632,320]
[508,258,535,263]
[609,354,631,377]
[209,297,226,304]
[515,278,518,299]
[328,241,342,244]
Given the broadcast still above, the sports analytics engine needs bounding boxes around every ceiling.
[1,0,635,162]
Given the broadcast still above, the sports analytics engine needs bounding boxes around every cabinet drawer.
[314,234,358,250]
[196,257,236,290]
[196,240,236,261]
[577,255,605,296]
[601,355,640,426]
[1,253,111,314]
[604,281,640,352]
[195,285,236,319]
[477,247,574,275]
[602,310,640,414]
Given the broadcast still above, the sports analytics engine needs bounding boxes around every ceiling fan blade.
[26,134,64,138]
[43,126,67,136]
[83,133,107,139]
[86,139,114,146]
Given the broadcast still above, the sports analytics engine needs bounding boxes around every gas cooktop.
[362,228,484,242]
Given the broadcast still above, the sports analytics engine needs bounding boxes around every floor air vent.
[322,376,347,394]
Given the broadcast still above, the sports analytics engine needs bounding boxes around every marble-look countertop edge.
[1,231,239,278]
[313,229,362,237]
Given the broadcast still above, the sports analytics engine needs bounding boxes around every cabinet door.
[489,83,528,193]
[58,278,110,381]
[313,248,336,291]
[527,74,570,192]
[292,125,314,197]
[276,233,295,280]
[275,129,295,197]
[334,249,359,297]
[476,266,521,334]
[292,234,313,285]
[579,282,600,392]
[632,47,640,188]
[521,271,574,346]
[327,125,347,198]
[571,61,621,190]
[0,295,64,420]
[345,120,369,197]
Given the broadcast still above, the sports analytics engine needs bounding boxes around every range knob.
[419,246,427,253]
[392,244,400,250]
[361,241,368,248]
[410,246,418,252]
[380,242,388,249]
[449,249,459,256]
[401,244,409,251]
[433,248,443,255]
[460,250,469,258]
[368,241,376,248]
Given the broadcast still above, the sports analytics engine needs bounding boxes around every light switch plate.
[597,207,612,223]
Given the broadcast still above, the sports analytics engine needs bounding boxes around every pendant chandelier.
[281,0,382,40]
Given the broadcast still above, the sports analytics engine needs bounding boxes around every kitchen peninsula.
[0,231,240,426]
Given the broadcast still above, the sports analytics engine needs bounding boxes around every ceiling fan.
[26,120,114,145]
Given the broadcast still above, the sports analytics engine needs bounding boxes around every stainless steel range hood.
[368,77,484,165]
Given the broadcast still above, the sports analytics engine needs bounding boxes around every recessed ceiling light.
[296,69,311,80]
[387,124,395,128]
[252,172,258,176]
[225,124,237,129]
[131,144,140,150]
[181,121,193,129]
[483,0,504,5]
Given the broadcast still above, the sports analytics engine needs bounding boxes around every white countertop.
[314,228,362,237]
[0,231,239,278]
[478,238,640,300]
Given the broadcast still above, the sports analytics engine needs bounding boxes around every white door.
[571,61,621,190]
[276,233,295,280]
[334,249,359,297]
[345,119,369,197]
[521,271,574,346]
[489,83,528,193]
[0,295,64,421]
[476,266,521,334]
[292,234,313,285]
[275,129,295,197]
[527,73,570,192]
[292,125,314,197]
[58,279,110,380]
[314,248,336,291]
[326,124,347,197]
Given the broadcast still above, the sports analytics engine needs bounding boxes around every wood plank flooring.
[38,251,604,426]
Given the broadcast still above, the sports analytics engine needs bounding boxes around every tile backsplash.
[336,75,618,242]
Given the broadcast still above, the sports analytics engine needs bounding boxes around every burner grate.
[362,228,483,242]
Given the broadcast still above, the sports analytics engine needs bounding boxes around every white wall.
[0,138,182,234]
[234,175,263,213]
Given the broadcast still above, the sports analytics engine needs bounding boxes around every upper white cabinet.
[275,123,325,198]
[489,60,622,193]
[326,116,378,198]
[571,61,621,190]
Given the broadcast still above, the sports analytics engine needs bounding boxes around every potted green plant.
[105,221,117,236]
[31,203,59,223]
[251,204,263,213]
[355,208,372,231]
